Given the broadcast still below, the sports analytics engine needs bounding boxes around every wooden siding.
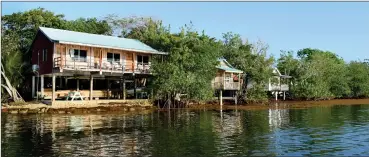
[31,31,54,75]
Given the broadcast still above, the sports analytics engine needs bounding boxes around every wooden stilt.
[107,78,110,99]
[41,75,44,98]
[59,76,62,89]
[76,78,80,91]
[220,90,223,106]
[32,76,35,99]
[134,76,137,99]
[90,75,93,100]
[123,78,126,100]
[52,74,56,103]
[275,91,278,101]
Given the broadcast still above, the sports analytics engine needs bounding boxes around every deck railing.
[269,84,289,91]
[53,57,151,74]
[212,82,241,90]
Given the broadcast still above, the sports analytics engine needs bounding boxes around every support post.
[234,91,237,105]
[41,75,44,98]
[65,78,68,89]
[220,90,223,106]
[52,74,56,102]
[134,76,137,99]
[76,78,80,91]
[90,75,93,100]
[283,91,286,100]
[123,78,126,100]
[107,78,110,99]
[59,76,62,89]
[32,76,35,98]
[275,91,278,101]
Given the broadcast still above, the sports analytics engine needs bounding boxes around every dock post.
[123,78,126,100]
[52,74,55,103]
[41,75,44,98]
[219,90,223,106]
[32,76,35,98]
[90,75,93,100]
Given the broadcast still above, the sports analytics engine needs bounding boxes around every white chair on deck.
[103,62,112,70]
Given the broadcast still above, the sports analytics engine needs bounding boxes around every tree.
[346,61,369,98]
[282,48,350,100]
[65,17,112,35]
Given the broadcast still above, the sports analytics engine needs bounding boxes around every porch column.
[32,76,35,98]
[76,78,80,91]
[52,74,56,102]
[123,78,126,100]
[40,75,44,98]
[90,75,93,100]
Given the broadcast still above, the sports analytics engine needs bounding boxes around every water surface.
[2,104,369,156]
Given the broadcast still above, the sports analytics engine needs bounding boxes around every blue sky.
[2,2,369,61]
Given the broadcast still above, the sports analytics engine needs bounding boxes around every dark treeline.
[2,8,369,104]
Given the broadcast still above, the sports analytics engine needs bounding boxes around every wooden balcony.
[54,57,151,74]
[212,82,241,90]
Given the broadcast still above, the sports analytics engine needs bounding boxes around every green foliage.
[346,61,369,98]
[279,48,357,100]
[65,17,112,35]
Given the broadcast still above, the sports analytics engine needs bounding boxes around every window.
[107,52,120,63]
[42,49,47,62]
[137,55,149,64]
[70,49,87,62]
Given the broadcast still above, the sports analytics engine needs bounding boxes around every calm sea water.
[2,104,369,156]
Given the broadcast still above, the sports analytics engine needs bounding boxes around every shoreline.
[185,98,369,111]
[2,98,369,114]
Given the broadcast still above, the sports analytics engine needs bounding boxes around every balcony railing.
[212,82,241,90]
[53,57,151,74]
[269,84,289,91]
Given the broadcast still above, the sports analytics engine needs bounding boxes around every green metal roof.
[217,66,243,73]
[39,27,167,55]
[216,58,243,73]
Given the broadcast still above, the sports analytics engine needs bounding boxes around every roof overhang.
[57,41,168,55]
[217,67,243,74]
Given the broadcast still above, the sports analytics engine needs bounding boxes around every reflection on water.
[2,105,369,156]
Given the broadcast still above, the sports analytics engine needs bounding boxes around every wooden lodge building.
[30,27,167,102]
[211,58,243,105]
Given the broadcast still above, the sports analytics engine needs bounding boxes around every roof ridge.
[39,26,132,41]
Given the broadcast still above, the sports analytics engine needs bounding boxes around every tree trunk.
[1,63,24,103]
